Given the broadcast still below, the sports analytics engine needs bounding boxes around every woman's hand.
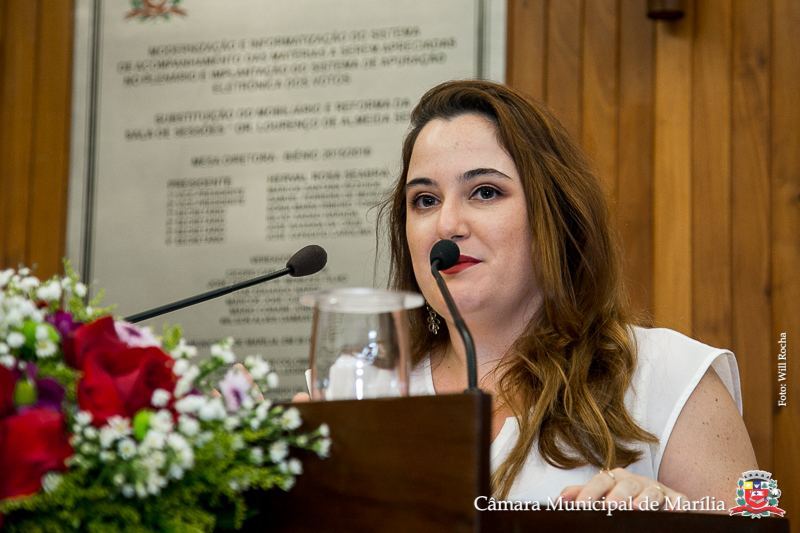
[559,468,687,510]
[292,392,310,402]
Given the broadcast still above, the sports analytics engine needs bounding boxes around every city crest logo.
[126,0,186,21]
[729,470,785,518]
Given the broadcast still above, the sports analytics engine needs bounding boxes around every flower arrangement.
[0,265,330,532]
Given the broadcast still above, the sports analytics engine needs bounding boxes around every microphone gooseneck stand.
[429,240,481,393]
[125,244,327,324]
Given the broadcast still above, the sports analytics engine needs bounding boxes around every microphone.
[125,245,327,323]
[429,240,480,392]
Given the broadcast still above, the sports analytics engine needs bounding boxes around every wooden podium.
[243,394,789,533]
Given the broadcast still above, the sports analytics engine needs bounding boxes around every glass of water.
[300,288,423,401]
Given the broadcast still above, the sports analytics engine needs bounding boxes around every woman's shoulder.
[409,354,436,395]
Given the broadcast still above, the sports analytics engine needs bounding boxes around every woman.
[378,80,757,506]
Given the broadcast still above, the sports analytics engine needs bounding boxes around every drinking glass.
[300,288,423,400]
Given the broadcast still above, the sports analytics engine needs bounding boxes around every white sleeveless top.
[409,327,742,502]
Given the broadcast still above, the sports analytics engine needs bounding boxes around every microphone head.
[286,245,328,277]
[430,240,460,271]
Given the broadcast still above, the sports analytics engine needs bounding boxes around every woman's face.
[405,113,540,326]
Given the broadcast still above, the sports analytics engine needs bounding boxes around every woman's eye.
[412,194,438,209]
[473,186,499,200]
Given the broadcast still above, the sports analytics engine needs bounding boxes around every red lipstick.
[440,255,480,275]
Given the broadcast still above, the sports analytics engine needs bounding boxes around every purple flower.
[10,363,65,413]
[218,369,253,412]
[46,310,81,337]
[113,321,161,349]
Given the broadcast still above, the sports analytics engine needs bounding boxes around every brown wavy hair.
[378,80,657,499]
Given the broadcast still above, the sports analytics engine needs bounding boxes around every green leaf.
[738,479,744,487]
[737,489,744,497]
[769,499,778,506]
[737,497,746,506]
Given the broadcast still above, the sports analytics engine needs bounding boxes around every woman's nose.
[436,198,469,241]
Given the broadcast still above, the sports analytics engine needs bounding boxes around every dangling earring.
[426,303,440,334]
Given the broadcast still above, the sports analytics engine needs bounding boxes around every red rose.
[70,316,128,369]
[0,407,73,501]
[0,366,15,419]
[77,345,176,426]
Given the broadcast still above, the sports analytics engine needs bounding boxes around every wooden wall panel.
[653,10,692,335]
[506,0,547,100]
[731,0,773,472]
[26,1,74,276]
[0,1,39,268]
[546,0,582,137]
[771,0,800,521]
[617,0,655,317]
[582,0,619,201]
[691,0,732,350]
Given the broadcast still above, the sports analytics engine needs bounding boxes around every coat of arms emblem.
[126,0,187,21]
[729,470,785,518]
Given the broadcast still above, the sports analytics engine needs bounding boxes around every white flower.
[319,423,330,438]
[0,354,15,369]
[35,325,51,340]
[316,437,331,458]
[281,476,296,491]
[177,446,194,469]
[210,343,235,364]
[85,306,94,317]
[288,457,303,475]
[80,442,96,455]
[83,426,98,440]
[196,431,214,447]
[249,418,261,430]
[143,450,166,470]
[41,472,63,493]
[113,473,126,486]
[174,365,200,398]
[269,440,288,463]
[250,447,264,464]
[224,416,240,431]
[76,411,93,426]
[266,372,279,388]
[147,473,167,495]
[19,276,40,292]
[142,430,167,450]
[150,410,174,433]
[122,484,135,498]
[0,269,14,288]
[0,343,10,355]
[100,450,115,462]
[168,464,185,480]
[244,355,270,380]
[178,415,200,437]
[167,432,190,452]
[231,435,245,451]
[99,426,118,449]
[255,400,272,421]
[170,339,197,359]
[5,309,23,328]
[228,480,241,492]
[74,283,87,297]
[198,398,226,421]
[36,282,61,302]
[107,416,132,436]
[18,268,30,276]
[173,358,191,376]
[175,394,205,414]
[151,388,171,408]
[135,482,148,499]
[6,332,25,349]
[281,407,302,430]
[118,438,137,459]
[36,340,58,358]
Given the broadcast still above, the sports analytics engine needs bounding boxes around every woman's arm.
[560,366,758,509]
[657,366,758,502]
